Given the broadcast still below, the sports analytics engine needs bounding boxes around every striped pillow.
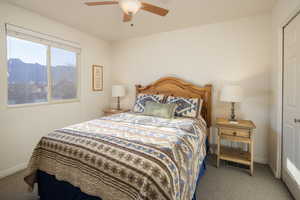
[165,96,202,118]
[133,93,165,113]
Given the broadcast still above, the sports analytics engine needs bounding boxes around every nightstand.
[103,108,130,116]
[215,118,256,175]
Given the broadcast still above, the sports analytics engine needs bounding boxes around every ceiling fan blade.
[141,2,169,16]
[123,13,133,22]
[85,1,118,6]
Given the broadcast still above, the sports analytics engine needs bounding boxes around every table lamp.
[220,85,243,122]
[112,85,125,110]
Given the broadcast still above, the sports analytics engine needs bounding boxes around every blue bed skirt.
[37,170,100,200]
[192,156,207,200]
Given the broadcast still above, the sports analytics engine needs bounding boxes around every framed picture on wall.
[92,65,103,91]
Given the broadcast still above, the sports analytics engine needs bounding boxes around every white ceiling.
[3,0,276,41]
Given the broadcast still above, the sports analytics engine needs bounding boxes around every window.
[51,47,77,100]
[6,24,80,106]
[7,37,48,105]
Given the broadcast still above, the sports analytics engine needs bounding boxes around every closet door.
[283,11,300,200]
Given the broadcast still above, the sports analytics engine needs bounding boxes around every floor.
[196,157,293,200]
[0,157,294,200]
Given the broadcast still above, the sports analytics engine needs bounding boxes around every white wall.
[0,2,112,177]
[111,14,272,164]
[270,0,300,177]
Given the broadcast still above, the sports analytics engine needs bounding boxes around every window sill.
[7,99,80,109]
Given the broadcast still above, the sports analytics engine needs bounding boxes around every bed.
[24,77,212,200]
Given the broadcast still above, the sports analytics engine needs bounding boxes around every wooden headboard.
[135,77,212,128]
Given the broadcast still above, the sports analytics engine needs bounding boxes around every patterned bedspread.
[24,112,207,200]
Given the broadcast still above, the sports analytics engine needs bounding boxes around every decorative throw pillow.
[143,102,177,119]
[133,93,165,113]
[166,96,202,118]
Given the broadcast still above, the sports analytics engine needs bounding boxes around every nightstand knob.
[233,132,237,136]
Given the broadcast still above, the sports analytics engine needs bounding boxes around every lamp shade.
[112,85,125,97]
[220,85,243,103]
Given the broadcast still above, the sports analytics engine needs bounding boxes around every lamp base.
[229,102,236,122]
[116,96,121,110]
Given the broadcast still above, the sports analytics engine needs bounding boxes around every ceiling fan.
[85,0,169,22]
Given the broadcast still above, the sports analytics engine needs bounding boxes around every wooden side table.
[215,118,256,175]
[103,108,130,116]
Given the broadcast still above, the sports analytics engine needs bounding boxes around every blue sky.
[7,36,76,67]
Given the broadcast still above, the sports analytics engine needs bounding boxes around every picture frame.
[92,65,103,91]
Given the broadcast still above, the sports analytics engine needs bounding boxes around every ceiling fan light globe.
[119,0,141,15]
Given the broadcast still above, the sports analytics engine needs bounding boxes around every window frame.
[6,35,81,108]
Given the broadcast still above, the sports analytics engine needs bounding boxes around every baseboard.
[254,156,268,165]
[0,162,27,179]
[269,163,280,178]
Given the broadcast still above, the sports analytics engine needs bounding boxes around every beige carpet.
[196,158,293,200]
[0,157,293,200]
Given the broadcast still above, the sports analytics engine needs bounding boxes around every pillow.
[165,96,202,118]
[143,102,177,119]
[133,93,165,113]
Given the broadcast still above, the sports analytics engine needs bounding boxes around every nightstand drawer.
[219,128,250,138]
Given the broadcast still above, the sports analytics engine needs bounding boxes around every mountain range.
[8,58,76,84]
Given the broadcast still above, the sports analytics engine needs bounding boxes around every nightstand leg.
[217,131,220,168]
[250,137,254,176]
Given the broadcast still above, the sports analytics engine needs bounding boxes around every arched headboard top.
[135,77,212,128]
